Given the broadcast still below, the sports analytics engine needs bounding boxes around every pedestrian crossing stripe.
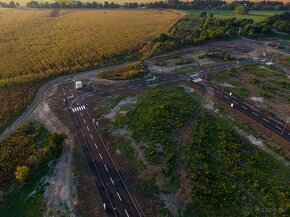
[72,105,86,112]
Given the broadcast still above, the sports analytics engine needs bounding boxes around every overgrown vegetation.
[0,122,66,190]
[112,86,290,216]
[265,11,290,33]
[211,63,290,120]
[0,122,66,217]
[277,55,290,67]
[113,87,199,190]
[146,13,270,55]
[0,8,184,133]
[183,112,290,216]
[99,61,149,80]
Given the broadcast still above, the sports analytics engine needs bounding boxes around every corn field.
[0,8,184,132]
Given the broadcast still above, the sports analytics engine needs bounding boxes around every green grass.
[113,86,199,191]
[184,10,286,22]
[212,64,289,100]
[278,55,290,67]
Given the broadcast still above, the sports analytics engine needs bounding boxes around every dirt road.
[0,62,133,139]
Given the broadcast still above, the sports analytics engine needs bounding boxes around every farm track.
[0,61,133,139]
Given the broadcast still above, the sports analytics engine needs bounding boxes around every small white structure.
[75,81,83,90]
[266,62,273,66]
[192,78,203,83]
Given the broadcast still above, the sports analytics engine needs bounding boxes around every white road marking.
[242,106,248,110]
[125,209,130,217]
[217,91,221,94]
[233,101,238,104]
[252,112,258,116]
[110,177,114,185]
[76,107,79,111]
[90,134,93,139]
[137,83,142,86]
[83,119,86,123]
[72,108,75,112]
[87,126,90,131]
[263,118,269,123]
[118,88,124,90]
[224,96,229,99]
[275,125,282,130]
[82,106,85,110]
[94,143,98,149]
[108,90,114,92]
[128,86,133,88]
[99,153,103,159]
[117,192,122,201]
[80,112,83,117]
[83,105,86,109]
[104,164,108,172]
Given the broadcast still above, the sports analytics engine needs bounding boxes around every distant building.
[167,0,179,7]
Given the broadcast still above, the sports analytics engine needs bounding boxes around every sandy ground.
[31,84,77,217]
[145,38,280,75]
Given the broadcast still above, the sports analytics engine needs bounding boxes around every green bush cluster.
[265,12,290,33]
[234,5,250,15]
[0,122,66,190]
[99,61,148,80]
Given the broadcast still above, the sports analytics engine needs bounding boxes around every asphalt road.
[193,79,290,142]
[62,52,289,217]
[64,87,142,217]
[71,53,290,142]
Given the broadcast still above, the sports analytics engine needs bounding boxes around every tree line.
[0,1,18,8]
[27,0,120,9]
[174,0,290,11]
[25,0,165,9]
[21,0,290,10]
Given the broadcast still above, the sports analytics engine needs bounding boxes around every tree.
[234,5,249,15]
[104,1,109,8]
[199,11,207,18]
[9,1,16,8]
[15,165,29,183]
[158,33,170,42]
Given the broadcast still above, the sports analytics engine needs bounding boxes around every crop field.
[0,8,184,133]
[184,10,286,22]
